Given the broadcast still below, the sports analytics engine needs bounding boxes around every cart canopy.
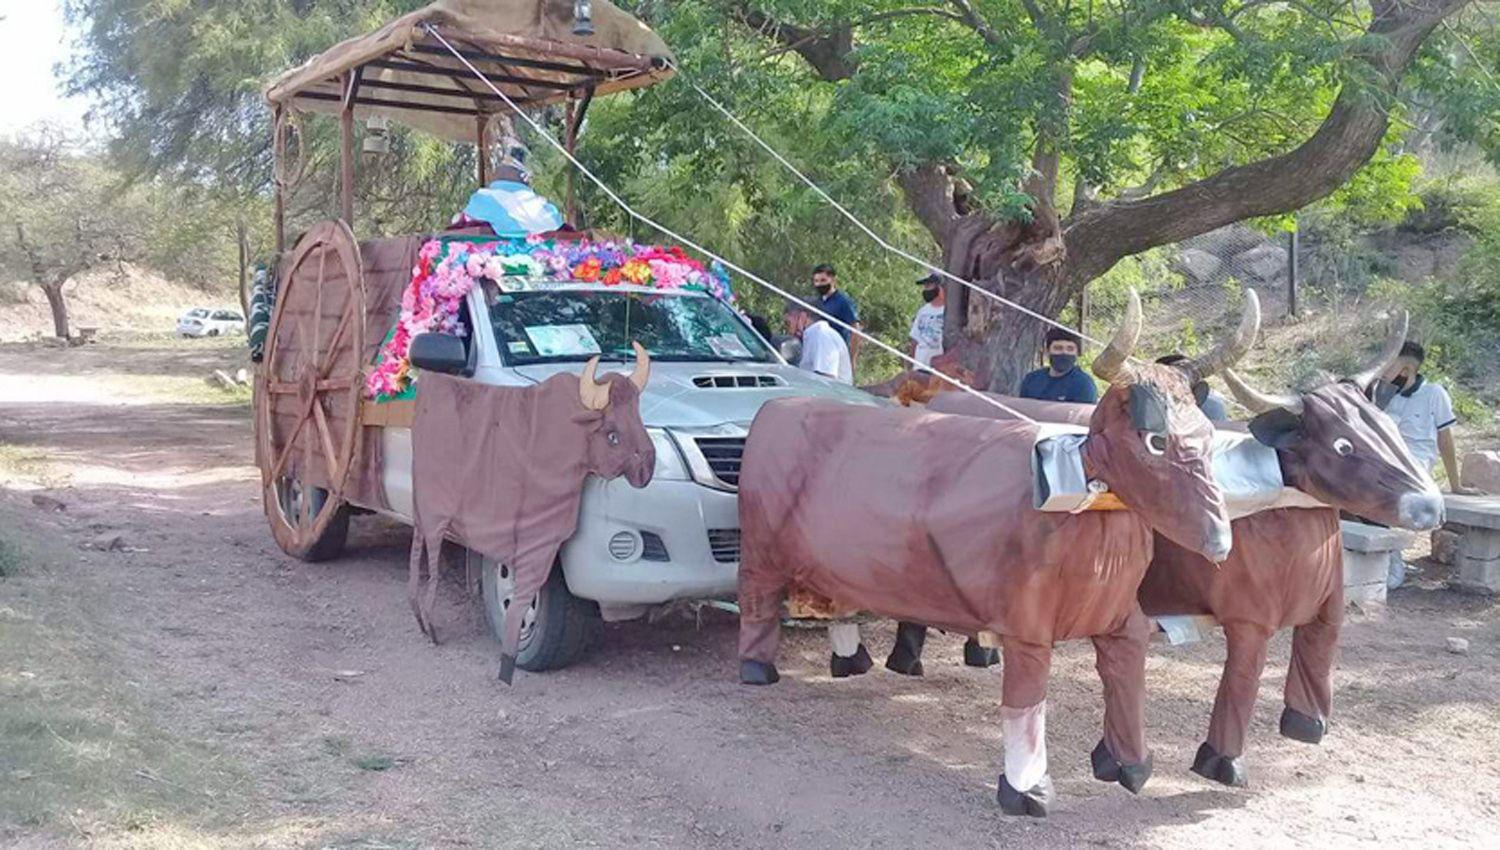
[265,0,674,142]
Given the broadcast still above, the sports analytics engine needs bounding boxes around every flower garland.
[365,236,736,400]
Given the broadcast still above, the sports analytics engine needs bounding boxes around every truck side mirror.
[409,332,474,377]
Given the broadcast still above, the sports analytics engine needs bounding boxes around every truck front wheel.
[478,554,601,672]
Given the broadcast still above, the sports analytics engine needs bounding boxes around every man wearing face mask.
[1018,327,1098,403]
[906,274,945,367]
[1156,354,1229,422]
[812,264,861,368]
[1370,341,1474,495]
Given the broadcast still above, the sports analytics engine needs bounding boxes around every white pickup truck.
[279,278,873,672]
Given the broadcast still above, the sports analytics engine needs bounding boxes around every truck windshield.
[489,288,774,365]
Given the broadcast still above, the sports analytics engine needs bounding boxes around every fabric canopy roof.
[264,0,675,143]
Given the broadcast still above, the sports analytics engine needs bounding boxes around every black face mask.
[1391,374,1408,388]
[921,288,939,303]
[814,284,832,297]
[1049,353,1078,374]
[1372,380,1399,409]
[1192,381,1210,406]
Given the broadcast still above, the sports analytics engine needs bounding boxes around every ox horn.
[1091,287,1142,383]
[1181,289,1261,382]
[579,356,611,411]
[1222,368,1303,415]
[629,340,651,393]
[1346,310,1410,391]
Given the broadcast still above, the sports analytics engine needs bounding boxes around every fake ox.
[736,290,1248,817]
[1140,313,1442,785]
[928,312,1442,785]
[407,343,654,683]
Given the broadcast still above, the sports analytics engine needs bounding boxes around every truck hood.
[511,360,884,428]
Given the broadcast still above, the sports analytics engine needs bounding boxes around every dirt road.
[2,339,1498,849]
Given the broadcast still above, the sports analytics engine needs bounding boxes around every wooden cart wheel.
[256,220,365,561]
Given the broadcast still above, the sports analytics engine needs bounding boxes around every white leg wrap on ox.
[828,623,862,658]
[1001,700,1049,792]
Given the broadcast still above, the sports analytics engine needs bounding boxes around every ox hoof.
[1279,706,1327,745]
[740,660,780,686]
[830,645,873,679]
[1190,742,1247,787]
[1090,740,1154,794]
[997,773,1053,818]
[962,639,999,668]
[884,646,925,677]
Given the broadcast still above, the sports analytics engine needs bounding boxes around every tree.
[62,0,1497,386]
[0,133,148,338]
[615,0,1489,388]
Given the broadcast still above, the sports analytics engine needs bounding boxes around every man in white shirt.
[783,301,852,385]
[1374,341,1472,493]
[907,274,945,368]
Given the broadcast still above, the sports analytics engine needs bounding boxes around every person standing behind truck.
[812,264,861,369]
[1018,328,1098,403]
[783,301,852,385]
[907,274,945,368]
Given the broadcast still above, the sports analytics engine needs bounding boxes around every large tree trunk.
[41,281,70,339]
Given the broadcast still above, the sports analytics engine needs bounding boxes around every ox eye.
[1143,432,1167,456]
[607,431,620,446]
[1333,437,1353,456]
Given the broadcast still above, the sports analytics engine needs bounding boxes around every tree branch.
[1062,0,1473,284]
[948,0,1003,44]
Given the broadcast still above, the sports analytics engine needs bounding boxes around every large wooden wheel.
[256,220,366,560]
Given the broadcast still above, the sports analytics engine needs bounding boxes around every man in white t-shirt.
[1373,341,1473,493]
[907,274,945,367]
[783,301,852,385]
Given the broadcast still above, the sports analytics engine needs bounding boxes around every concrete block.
[1345,581,1387,607]
[1460,450,1500,495]
[1340,521,1410,553]
[1444,495,1500,531]
[1455,553,1500,595]
[1343,548,1390,589]
[1458,528,1500,561]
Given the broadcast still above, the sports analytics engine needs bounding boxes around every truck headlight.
[648,428,690,481]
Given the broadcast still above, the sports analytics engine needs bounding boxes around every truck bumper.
[560,476,739,606]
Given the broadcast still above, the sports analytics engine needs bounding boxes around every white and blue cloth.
[462,180,564,238]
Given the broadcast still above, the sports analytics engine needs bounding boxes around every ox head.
[1222,313,1445,531]
[1083,289,1260,562]
[577,342,655,489]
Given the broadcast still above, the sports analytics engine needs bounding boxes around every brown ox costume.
[407,346,654,683]
[928,313,1443,786]
[736,291,1237,817]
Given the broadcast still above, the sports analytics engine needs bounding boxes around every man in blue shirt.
[1018,327,1098,403]
[812,264,861,367]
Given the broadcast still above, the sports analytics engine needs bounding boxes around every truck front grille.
[693,437,745,488]
[707,528,740,564]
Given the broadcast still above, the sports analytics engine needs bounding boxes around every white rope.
[423,25,1036,424]
[679,71,1106,349]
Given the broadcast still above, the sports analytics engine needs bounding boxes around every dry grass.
[0,514,249,846]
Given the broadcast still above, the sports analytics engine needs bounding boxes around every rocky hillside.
[0,265,236,342]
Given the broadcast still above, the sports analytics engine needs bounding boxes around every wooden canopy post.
[273,105,287,255]
[564,98,577,226]
[340,70,360,227]
[477,115,489,186]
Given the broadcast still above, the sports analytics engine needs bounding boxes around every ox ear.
[1128,384,1169,433]
[1249,407,1304,449]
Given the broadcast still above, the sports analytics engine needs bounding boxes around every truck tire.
[479,554,601,672]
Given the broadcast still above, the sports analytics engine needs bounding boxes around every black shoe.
[830,644,874,678]
[963,638,999,668]
[740,660,780,685]
[997,773,1053,817]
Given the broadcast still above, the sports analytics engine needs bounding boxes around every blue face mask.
[1049,353,1077,374]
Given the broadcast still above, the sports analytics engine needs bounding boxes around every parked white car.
[177,308,244,337]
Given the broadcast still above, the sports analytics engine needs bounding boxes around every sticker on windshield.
[524,324,602,357]
[706,334,752,359]
[507,341,532,355]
